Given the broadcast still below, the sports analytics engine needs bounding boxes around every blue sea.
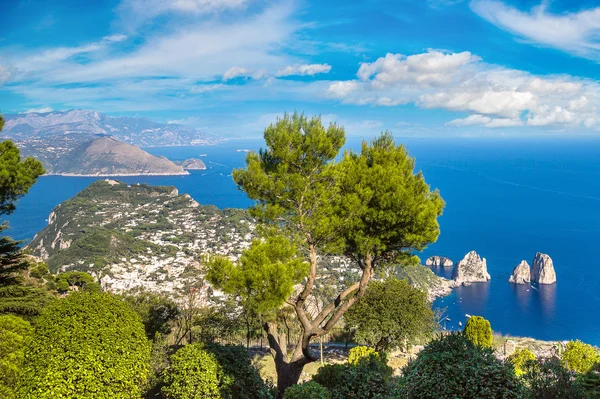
[5,136,600,344]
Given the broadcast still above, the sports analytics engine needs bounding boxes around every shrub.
[204,344,272,399]
[0,314,32,396]
[464,315,493,348]
[397,333,524,399]
[562,340,600,374]
[348,346,378,365]
[577,362,600,398]
[508,349,537,377]
[162,343,221,399]
[20,292,151,399]
[522,357,585,399]
[313,352,394,399]
[283,381,330,399]
[344,278,436,352]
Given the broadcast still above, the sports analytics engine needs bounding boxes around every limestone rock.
[425,256,454,268]
[452,251,491,285]
[509,260,530,284]
[531,252,556,284]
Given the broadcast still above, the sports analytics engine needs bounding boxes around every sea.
[5,136,600,345]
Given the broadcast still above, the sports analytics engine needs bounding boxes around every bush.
[464,315,493,348]
[313,352,394,399]
[162,343,221,399]
[283,381,330,399]
[344,278,436,352]
[508,349,537,377]
[522,357,585,399]
[562,340,600,374]
[204,344,272,399]
[20,292,151,399]
[397,333,524,398]
[0,314,32,396]
[348,346,378,365]
[577,362,600,398]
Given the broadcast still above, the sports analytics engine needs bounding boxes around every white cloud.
[23,107,54,114]
[447,114,522,128]
[190,83,226,93]
[0,64,13,85]
[327,49,600,129]
[117,0,250,28]
[222,67,250,81]
[102,34,128,42]
[276,63,332,77]
[471,0,600,60]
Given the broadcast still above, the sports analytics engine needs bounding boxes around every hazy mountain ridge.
[2,109,218,147]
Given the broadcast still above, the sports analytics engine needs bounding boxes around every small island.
[177,158,207,170]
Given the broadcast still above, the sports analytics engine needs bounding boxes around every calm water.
[5,136,600,344]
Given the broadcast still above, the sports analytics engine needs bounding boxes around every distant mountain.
[2,109,218,147]
[51,137,187,176]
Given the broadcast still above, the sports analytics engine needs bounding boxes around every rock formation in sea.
[451,251,491,286]
[531,252,556,284]
[425,256,454,267]
[509,260,531,284]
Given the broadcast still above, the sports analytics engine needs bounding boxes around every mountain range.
[0,110,216,175]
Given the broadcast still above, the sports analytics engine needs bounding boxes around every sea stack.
[452,251,491,286]
[509,260,531,284]
[531,252,556,284]
[425,256,454,268]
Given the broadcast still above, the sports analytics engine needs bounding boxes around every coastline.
[42,171,190,177]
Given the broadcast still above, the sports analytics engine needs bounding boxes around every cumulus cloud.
[471,0,600,60]
[327,49,600,129]
[222,67,250,81]
[276,63,332,77]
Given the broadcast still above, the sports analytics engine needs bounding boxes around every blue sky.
[2,0,600,137]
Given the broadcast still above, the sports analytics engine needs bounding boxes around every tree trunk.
[274,360,305,398]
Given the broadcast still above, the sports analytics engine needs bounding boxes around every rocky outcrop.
[425,256,453,267]
[509,260,530,284]
[452,251,491,286]
[531,252,556,284]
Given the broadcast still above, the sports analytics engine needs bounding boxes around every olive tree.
[222,114,443,396]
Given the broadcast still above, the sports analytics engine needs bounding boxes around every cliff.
[51,137,188,176]
[452,251,491,285]
[509,260,531,284]
[426,256,453,267]
[531,252,556,285]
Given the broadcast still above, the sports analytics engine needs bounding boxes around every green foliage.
[398,333,525,399]
[122,291,179,340]
[347,346,378,365]
[233,112,345,246]
[55,271,101,293]
[344,278,436,352]
[335,132,444,267]
[0,140,45,216]
[283,381,330,399]
[162,343,221,399]
[313,353,394,399]
[28,262,49,279]
[206,235,308,317]
[0,314,32,397]
[562,340,600,374]
[204,344,272,399]
[0,224,31,287]
[0,284,54,318]
[577,363,600,398]
[20,292,151,399]
[508,349,537,377]
[522,358,585,399]
[464,315,493,348]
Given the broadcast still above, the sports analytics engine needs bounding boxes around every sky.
[2,0,600,137]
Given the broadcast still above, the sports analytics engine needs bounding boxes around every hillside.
[1,109,217,147]
[27,180,256,295]
[51,137,187,175]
